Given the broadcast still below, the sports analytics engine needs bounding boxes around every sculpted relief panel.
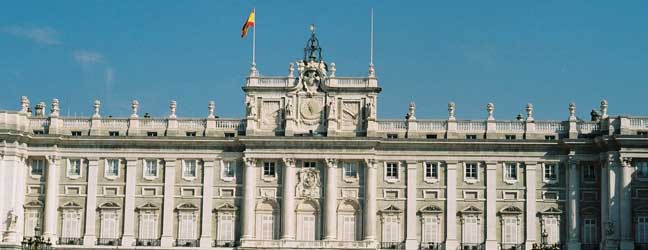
[342,101,361,129]
[262,100,282,131]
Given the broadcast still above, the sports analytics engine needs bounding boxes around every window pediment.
[380,205,403,215]
[214,203,237,212]
[419,205,443,214]
[499,206,523,215]
[60,201,82,210]
[540,207,563,215]
[137,202,159,211]
[176,203,199,211]
[24,200,43,208]
[99,202,121,210]
[460,205,482,214]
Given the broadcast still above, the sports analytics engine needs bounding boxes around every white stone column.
[241,157,257,240]
[445,161,458,250]
[199,159,215,247]
[600,157,609,250]
[363,159,377,241]
[567,157,581,250]
[43,155,59,243]
[607,154,620,248]
[323,158,338,240]
[121,158,137,246]
[0,151,27,244]
[281,158,297,240]
[83,158,99,246]
[525,162,537,250]
[485,162,497,249]
[405,161,418,250]
[160,159,176,247]
[619,158,634,250]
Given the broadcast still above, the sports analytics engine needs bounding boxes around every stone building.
[1,29,648,250]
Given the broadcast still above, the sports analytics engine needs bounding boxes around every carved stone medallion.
[296,168,320,198]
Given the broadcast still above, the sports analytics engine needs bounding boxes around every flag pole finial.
[310,24,315,34]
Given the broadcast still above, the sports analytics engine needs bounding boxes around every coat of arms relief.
[296,168,321,198]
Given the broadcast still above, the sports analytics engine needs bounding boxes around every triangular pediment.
[460,205,482,214]
[60,201,82,209]
[419,205,443,214]
[137,202,159,210]
[176,203,199,211]
[99,202,121,209]
[214,203,237,212]
[500,206,523,214]
[381,205,403,214]
[24,200,43,208]
[540,207,563,215]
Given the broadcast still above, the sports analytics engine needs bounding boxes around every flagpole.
[370,8,374,66]
[252,8,256,66]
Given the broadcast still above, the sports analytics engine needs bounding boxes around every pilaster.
[241,157,257,240]
[566,156,581,250]
[363,159,377,242]
[323,158,338,240]
[199,159,215,247]
[43,155,59,243]
[445,161,458,250]
[600,155,609,250]
[485,161,497,249]
[83,158,99,246]
[121,158,137,246]
[405,161,418,250]
[619,157,635,250]
[281,158,296,240]
[525,162,537,250]
[606,153,620,250]
[160,159,176,247]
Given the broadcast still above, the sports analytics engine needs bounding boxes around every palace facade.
[1,30,648,250]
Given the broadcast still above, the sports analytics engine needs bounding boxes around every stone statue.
[526,103,534,121]
[297,61,305,75]
[35,102,45,117]
[93,100,101,118]
[328,99,337,120]
[288,63,295,77]
[600,99,608,118]
[448,102,456,120]
[568,102,576,120]
[406,101,416,120]
[5,210,17,231]
[20,96,30,114]
[366,98,376,120]
[368,63,376,78]
[329,62,336,77]
[590,109,601,122]
[285,99,294,118]
[208,101,215,118]
[246,98,257,118]
[486,102,495,120]
[131,100,139,118]
[51,98,60,117]
[169,100,177,118]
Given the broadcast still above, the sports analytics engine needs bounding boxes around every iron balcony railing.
[136,239,161,246]
[380,241,404,249]
[214,240,237,247]
[96,238,121,246]
[419,242,445,250]
[460,243,485,250]
[57,237,83,245]
[501,243,525,250]
[175,239,199,247]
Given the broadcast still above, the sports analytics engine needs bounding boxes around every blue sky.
[1,1,647,120]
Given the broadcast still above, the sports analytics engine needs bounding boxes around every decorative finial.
[131,100,139,118]
[169,100,177,118]
[526,103,534,121]
[406,101,416,120]
[249,63,258,77]
[288,63,295,77]
[208,101,215,118]
[329,62,336,77]
[487,102,495,120]
[93,100,101,118]
[448,102,456,120]
[368,64,376,78]
[51,98,60,117]
[20,96,29,113]
[600,99,608,119]
[568,102,576,121]
[35,102,46,117]
[310,24,315,34]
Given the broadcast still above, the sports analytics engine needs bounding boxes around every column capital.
[620,157,633,168]
[46,154,60,165]
[325,158,337,168]
[282,158,296,168]
[243,157,256,167]
[364,158,377,169]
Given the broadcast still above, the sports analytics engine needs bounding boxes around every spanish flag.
[241,9,255,38]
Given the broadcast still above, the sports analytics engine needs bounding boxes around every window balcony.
[57,237,83,245]
[636,243,648,250]
[97,238,121,246]
[380,241,404,249]
[214,240,237,247]
[581,244,599,250]
[136,239,161,246]
[501,243,525,250]
[175,239,199,247]
[419,242,445,250]
[460,243,485,250]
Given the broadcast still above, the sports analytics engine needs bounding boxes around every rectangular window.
[546,217,560,244]
[144,160,158,178]
[217,214,234,241]
[24,210,40,237]
[505,134,516,140]
[178,212,195,240]
[425,162,438,179]
[426,134,438,139]
[463,216,479,244]
[224,132,235,138]
[422,217,439,243]
[186,131,197,137]
[544,164,558,182]
[71,131,82,136]
[342,215,356,241]
[106,159,119,178]
[139,212,157,239]
[387,134,398,139]
[638,216,648,243]
[68,159,81,177]
[33,130,45,135]
[183,160,197,178]
[343,162,358,178]
[502,217,517,243]
[583,218,597,243]
[298,215,316,241]
[583,164,596,181]
[100,212,119,239]
[260,214,274,240]
[382,216,399,242]
[222,161,235,178]
[303,161,316,168]
[62,211,81,238]
[31,159,45,176]
[545,135,556,141]
[386,163,399,179]
[466,134,477,140]
[263,162,276,177]
[147,132,157,137]
[109,131,119,136]
[637,162,648,178]
[465,163,478,180]
[504,163,517,181]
